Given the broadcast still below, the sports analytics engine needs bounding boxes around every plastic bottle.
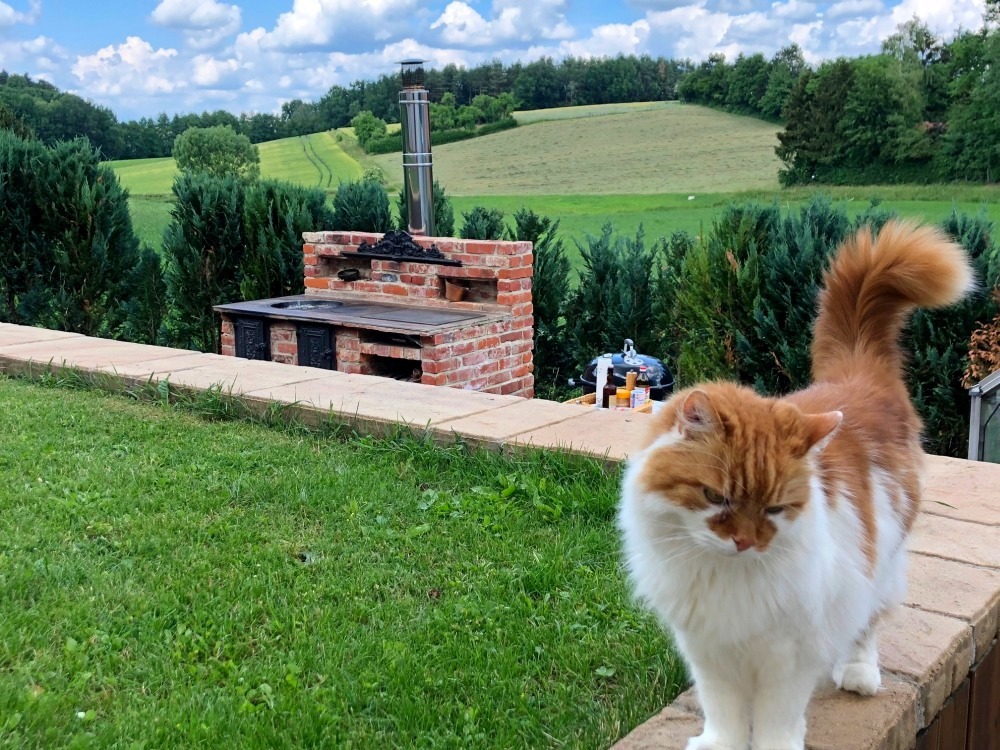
[594,354,613,403]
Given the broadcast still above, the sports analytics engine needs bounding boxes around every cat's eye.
[703,488,727,505]
[764,506,785,515]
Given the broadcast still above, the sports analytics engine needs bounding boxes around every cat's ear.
[679,389,716,437]
[804,411,843,454]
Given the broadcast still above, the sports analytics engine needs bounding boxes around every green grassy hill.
[373,102,784,195]
[109,131,364,196]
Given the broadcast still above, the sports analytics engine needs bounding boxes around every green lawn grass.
[112,157,180,198]
[0,376,682,749]
[111,132,363,196]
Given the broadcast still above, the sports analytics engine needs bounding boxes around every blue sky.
[0,0,988,120]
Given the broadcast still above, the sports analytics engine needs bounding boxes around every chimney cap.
[399,59,426,89]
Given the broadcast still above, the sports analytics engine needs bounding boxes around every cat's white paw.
[685,735,745,750]
[833,661,881,696]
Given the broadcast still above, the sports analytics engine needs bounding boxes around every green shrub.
[362,166,388,186]
[430,128,478,147]
[672,202,779,384]
[908,211,999,457]
[739,196,849,394]
[121,247,168,345]
[0,133,48,326]
[0,132,156,340]
[651,231,695,373]
[460,205,506,240]
[396,180,455,236]
[240,180,333,300]
[162,173,246,352]
[565,224,661,366]
[477,117,518,137]
[333,179,393,233]
[505,209,571,395]
[173,125,260,181]
[364,133,403,155]
[350,111,387,149]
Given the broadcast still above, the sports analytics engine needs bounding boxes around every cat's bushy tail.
[812,219,975,383]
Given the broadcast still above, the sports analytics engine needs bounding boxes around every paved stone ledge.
[0,324,997,750]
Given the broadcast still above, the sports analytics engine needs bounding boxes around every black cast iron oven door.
[234,316,270,361]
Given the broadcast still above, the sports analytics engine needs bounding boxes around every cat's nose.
[733,536,753,552]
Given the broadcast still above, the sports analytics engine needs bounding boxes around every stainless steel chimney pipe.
[399,59,435,237]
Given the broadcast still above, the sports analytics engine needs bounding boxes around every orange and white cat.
[618,221,974,750]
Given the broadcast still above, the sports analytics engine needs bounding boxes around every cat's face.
[635,384,841,557]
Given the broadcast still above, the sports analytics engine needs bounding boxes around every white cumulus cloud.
[0,0,39,27]
[151,0,242,49]
[72,36,181,97]
[431,0,573,47]
[558,21,651,58]
[191,54,243,88]
[247,0,418,51]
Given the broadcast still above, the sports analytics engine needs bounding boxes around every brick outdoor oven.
[214,232,534,397]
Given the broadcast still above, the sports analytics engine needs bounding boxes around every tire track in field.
[298,135,326,187]
[304,134,335,188]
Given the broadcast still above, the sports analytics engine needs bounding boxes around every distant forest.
[678,19,1000,184]
[3,10,1000,184]
[0,55,690,161]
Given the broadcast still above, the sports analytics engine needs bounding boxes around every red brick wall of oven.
[302,231,534,398]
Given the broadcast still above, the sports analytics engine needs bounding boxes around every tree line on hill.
[0,55,690,161]
[680,17,1000,185]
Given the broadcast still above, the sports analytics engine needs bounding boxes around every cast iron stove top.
[214,295,497,334]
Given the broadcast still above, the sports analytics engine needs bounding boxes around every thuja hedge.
[671,197,999,458]
[0,131,163,342]
[162,173,334,352]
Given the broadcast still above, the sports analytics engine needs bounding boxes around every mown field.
[114,102,999,258]
[513,101,675,124]
[374,102,784,195]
